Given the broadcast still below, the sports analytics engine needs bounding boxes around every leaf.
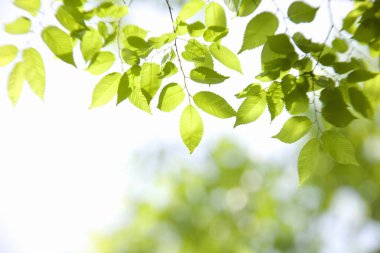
[160,62,178,78]
[190,67,229,84]
[42,26,75,66]
[96,2,128,18]
[117,72,132,105]
[5,17,31,34]
[237,0,261,17]
[140,62,162,101]
[239,12,279,53]
[177,0,205,21]
[352,18,379,43]
[203,26,229,42]
[81,29,103,62]
[187,21,205,37]
[193,91,236,118]
[292,32,323,53]
[182,39,214,68]
[348,87,373,119]
[122,49,140,66]
[273,116,312,143]
[287,1,318,24]
[205,2,226,28]
[347,69,377,83]
[284,87,309,115]
[298,138,324,185]
[235,92,266,127]
[180,105,204,154]
[7,62,25,106]
[23,48,45,99]
[321,130,358,165]
[87,51,115,75]
[333,61,355,74]
[157,83,185,112]
[14,0,40,16]
[0,45,18,67]
[267,34,295,55]
[224,0,240,12]
[129,87,151,114]
[209,43,242,73]
[123,25,148,40]
[332,38,348,53]
[90,72,121,108]
[266,81,284,121]
[148,33,176,49]
[55,5,86,32]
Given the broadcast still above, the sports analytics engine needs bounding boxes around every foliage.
[1,0,379,183]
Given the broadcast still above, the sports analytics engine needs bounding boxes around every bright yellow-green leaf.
[7,62,25,106]
[87,51,115,75]
[203,26,228,42]
[239,12,278,53]
[287,1,319,24]
[182,39,214,68]
[180,105,203,154]
[157,83,185,112]
[129,87,151,114]
[273,116,312,143]
[187,22,205,37]
[209,43,242,73]
[321,130,358,165]
[42,26,75,66]
[235,93,266,127]
[90,72,121,108]
[177,0,205,21]
[55,5,86,32]
[194,91,236,118]
[190,67,229,84]
[148,33,176,49]
[140,62,162,101]
[96,2,128,18]
[23,48,45,99]
[0,45,18,67]
[205,2,226,28]
[14,0,40,16]
[5,17,31,34]
[81,29,103,62]
[266,81,284,121]
[160,62,178,79]
[117,72,132,105]
[298,138,323,185]
[237,0,261,17]
[224,0,239,12]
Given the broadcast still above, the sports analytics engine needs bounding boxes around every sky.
[1,0,376,253]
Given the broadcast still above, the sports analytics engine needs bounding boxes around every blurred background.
[0,0,380,253]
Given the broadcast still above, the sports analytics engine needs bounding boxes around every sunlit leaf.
[182,39,214,68]
[284,87,309,115]
[81,29,103,62]
[23,48,45,99]
[209,43,242,73]
[55,5,86,32]
[190,67,229,84]
[160,62,178,79]
[90,72,121,108]
[42,26,75,66]
[87,51,115,75]
[96,2,128,18]
[14,0,40,16]
[267,34,295,55]
[266,81,284,121]
[348,87,373,119]
[177,0,205,21]
[117,72,132,105]
[239,12,278,53]
[205,2,226,28]
[187,21,205,37]
[148,33,176,49]
[129,87,151,114]
[287,1,318,24]
[273,116,312,143]
[0,45,18,67]
[224,0,239,12]
[292,32,323,53]
[235,92,266,127]
[5,17,31,34]
[194,91,236,118]
[180,105,204,154]
[7,62,25,106]
[321,130,358,165]
[203,26,229,42]
[298,138,323,185]
[140,62,162,101]
[237,0,261,17]
[157,83,185,112]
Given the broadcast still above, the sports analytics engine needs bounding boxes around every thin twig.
[116,18,124,72]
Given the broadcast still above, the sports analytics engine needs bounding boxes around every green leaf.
[90,72,121,108]
[237,0,261,17]
[319,53,337,66]
[347,69,377,83]
[0,45,18,67]
[349,87,373,119]
[273,116,312,143]
[321,130,358,165]
[160,62,178,78]
[333,61,355,74]
[7,62,25,106]
[267,34,295,55]
[187,21,205,37]
[209,43,242,73]
[182,39,214,68]
[266,81,284,121]
[190,67,229,84]
[284,87,309,115]
[123,25,148,40]
[140,62,162,101]
[235,92,266,127]
[292,32,323,53]
[96,2,128,18]
[298,138,324,185]
[126,36,151,52]
[23,48,45,99]
[287,1,318,24]
[148,33,176,49]
[180,105,204,154]
[239,12,279,53]
[203,26,229,42]
[14,0,40,16]
[352,18,379,43]
[157,83,185,112]
[81,29,103,62]
[122,49,140,66]
[117,72,132,105]
[224,0,240,12]
[177,0,205,21]
[205,2,226,28]
[4,17,31,34]
[193,91,236,118]
[55,5,86,32]
[332,38,349,53]
[87,51,115,75]
[129,87,151,114]
[42,26,75,66]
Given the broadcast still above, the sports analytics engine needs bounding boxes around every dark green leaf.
[347,69,377,82]
[332,38,349,53]
[117,72,132,105]
[284,87,309,115]
[267,34,295,55]
[349,87,373,118]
